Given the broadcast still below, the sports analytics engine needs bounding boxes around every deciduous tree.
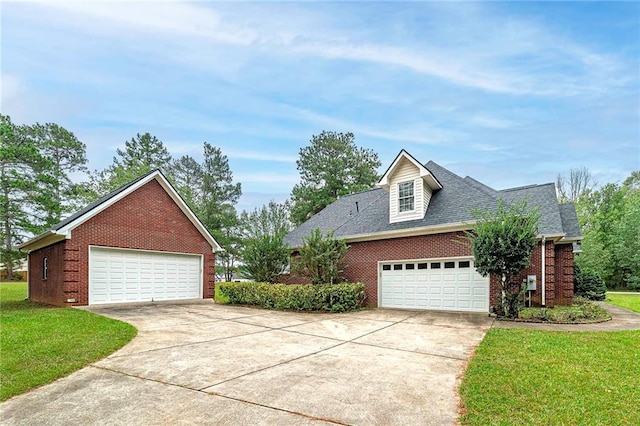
[465,199,540,318]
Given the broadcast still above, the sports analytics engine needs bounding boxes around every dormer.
[376,150,442,224]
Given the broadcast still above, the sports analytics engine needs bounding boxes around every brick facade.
[286,231,574,310]
[27,180,216,306]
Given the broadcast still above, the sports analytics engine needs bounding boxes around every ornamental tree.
[465,199,540,318]
[294,228,349,285]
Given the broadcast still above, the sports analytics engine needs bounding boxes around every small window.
[444,261,455,269]
[398,181,415,212]
[459,261,470,268]
[43,257,48,280]
[393,264,403,271]
[405,263,415,270]
[382,265,391,271]
[430,262,441,269]
[417,263,428,269]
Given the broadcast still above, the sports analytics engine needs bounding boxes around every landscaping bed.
[497,297,611,324]
[217,281,365,312]
[0,283,137,401]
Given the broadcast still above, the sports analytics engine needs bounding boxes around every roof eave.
[18,230,68,253]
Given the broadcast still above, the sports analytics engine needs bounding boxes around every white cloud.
[470,115,515,129]
[224,150,297,163]
[234,172,299,185]
[22,1,629,97]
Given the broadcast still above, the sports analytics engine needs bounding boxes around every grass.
[214,284,229,303]
[0,283,137,401]
[460,328,640,425]
[606,293,640,313]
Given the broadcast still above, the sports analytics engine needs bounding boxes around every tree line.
[1,116,380,281]
[3,113,636,290]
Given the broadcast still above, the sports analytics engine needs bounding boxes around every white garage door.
[379,258,489,312]
[89,247,202,305]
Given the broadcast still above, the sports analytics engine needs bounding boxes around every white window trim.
[43,257,48,280]
[397,180,415,214]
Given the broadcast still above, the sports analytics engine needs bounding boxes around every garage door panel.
[90,247,201,305]
[380,259,489,312]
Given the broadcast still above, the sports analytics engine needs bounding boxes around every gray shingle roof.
[284,160,582,247]
[50,169,159,231]
[558,203,581,239]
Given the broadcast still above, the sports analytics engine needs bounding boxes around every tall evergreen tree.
[0,115,52,279]
[93,132,172,194]
[291,131,381,225]
[199,143,242,281]
[30,122,88,223]
[169,155,204,213]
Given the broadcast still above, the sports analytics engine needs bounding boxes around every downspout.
[541,235,546,307]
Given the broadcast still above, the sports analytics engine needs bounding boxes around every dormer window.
[398,181,415,212]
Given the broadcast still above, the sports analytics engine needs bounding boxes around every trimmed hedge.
[217,282,365,312]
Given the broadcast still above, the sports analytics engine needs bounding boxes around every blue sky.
[2,1,638,212]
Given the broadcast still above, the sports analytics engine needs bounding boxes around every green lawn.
[0,283,137,401]
[214,284,229,303]
[460,328,640,425]
[606,293,640,313]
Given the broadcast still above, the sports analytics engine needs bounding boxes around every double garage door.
[379,258,489,312]
[89,247,202,305]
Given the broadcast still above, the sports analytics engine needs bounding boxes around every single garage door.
[89,247,202,304]
[379,258,489,312]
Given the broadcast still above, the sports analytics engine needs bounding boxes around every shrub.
[294,228,349,285]
[518,299,610,323]
[242,234,290,283]
[217,281,365,312]
[574,264,607,301]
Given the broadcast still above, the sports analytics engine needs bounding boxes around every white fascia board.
[57,171,222,252]
[342,221,474,243]
[377,150,442,190]
[18,230,68,253]
[57,171,163,235]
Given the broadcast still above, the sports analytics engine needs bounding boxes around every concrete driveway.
[0,301,493,425]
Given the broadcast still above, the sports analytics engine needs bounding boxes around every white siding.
[423,184,433,214]
[390,159,424,223]
[388,158,435,224]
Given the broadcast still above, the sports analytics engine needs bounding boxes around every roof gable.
[19,170,222,253]
[377,150,442,191]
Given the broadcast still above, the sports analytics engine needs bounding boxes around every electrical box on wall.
[527,275,537,291]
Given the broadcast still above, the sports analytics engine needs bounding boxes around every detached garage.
[19,170,220,307]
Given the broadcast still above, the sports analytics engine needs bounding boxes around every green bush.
[574,264,607,301]
[217,281,365,312]
[518,298,610,323]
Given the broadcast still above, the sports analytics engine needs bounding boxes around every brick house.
[284,150,581,312]
[19,170,220,307]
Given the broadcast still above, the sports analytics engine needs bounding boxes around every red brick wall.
[286,232,574,310]
[28,241,67,305]
[554,244,575,305]
[28,179,215,306]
